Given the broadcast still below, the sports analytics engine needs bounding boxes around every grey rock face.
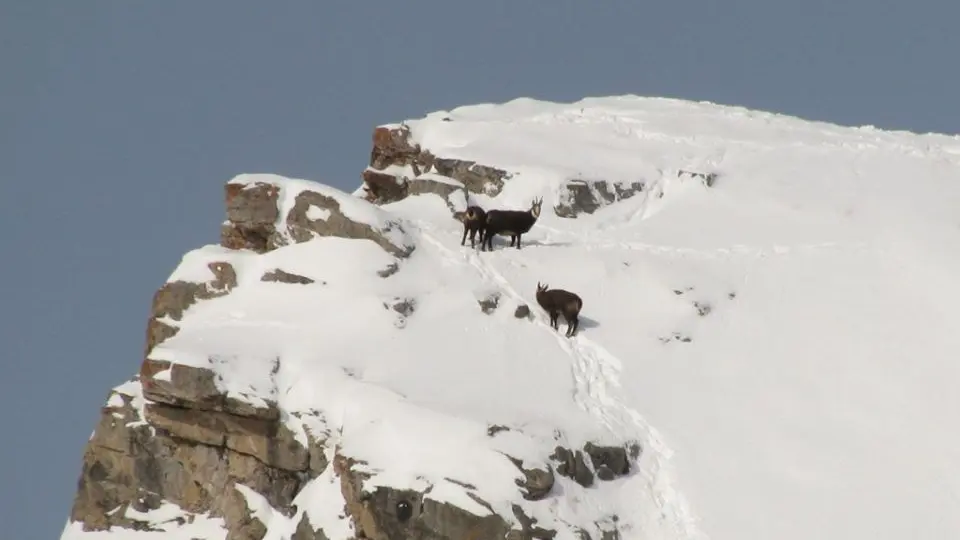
[361,125,511,210]
[550,446,594,488]
[583,442,631,480]
[221,182,281,252]
[554,179,645,218]
[430,158,509,196]
[334,454,515,540]
[407,174,468,213]
[68,380,313,535]
[507,456,555,501]
[260,269,317,285]
[285,190,414,258]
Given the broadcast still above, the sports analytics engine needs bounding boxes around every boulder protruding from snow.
[554,178,645,218]
[222,174,416,258]
[361,124,511,208]
[507,456,555,501]
[551,446,595,488]
[334,454,517,540]
[260,268,317,285]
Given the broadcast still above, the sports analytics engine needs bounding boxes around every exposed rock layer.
[222,180,414,258]
[361,125,510,208]
[554,179,645,218]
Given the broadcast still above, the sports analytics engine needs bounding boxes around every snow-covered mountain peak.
[63,95,960,540]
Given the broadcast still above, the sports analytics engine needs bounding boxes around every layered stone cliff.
[61,123,652,540]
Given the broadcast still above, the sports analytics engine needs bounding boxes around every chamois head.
[530,197,544,218]
[537,282,549,294]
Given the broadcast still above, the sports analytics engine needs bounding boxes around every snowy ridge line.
[512,106,960,162]
[415,222,706,540]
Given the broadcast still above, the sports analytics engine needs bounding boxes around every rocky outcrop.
[139,359,326,474]
[551,446,595,488]
[222,176,415,258]
[335,455,517,540]
[360,124,511,208]
[221,182,282,252]
[69,356,631,539]
[554,178,645,218]
[68,378,317,538]
[145,260,237,354]
[583,442,636,482]
[293,189,414,257]
[506,456,555,501]
[260,268,317,285]
[407,173,468,213]
[551,442,641,487]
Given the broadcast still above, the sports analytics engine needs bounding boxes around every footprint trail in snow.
[416,222,707,540]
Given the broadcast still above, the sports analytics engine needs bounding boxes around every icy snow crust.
[72,96,960,540]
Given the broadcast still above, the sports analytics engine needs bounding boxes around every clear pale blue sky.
[3,2,959,538]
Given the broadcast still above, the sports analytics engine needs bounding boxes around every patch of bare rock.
[360,124,511,209]
[221,177,414,258]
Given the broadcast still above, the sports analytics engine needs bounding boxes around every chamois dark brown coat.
[535,282,583,337]
[481,197,543,251]
[459,205,487,248]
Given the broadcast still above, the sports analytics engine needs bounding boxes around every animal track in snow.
[416,221,706,540]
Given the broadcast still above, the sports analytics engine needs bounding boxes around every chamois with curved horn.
[535,282,583,338]
[481,197,543,251]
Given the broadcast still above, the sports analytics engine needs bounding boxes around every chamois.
[535,282,583,338]
[459,205,487,248]
[481,197,543,251]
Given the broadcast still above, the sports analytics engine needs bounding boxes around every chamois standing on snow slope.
[536,282,583,338]
[459,205,487,248]
[481,197,543,252]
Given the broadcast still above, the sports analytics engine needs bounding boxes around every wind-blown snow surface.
[73,96,960,540]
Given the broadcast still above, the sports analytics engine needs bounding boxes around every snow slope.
[68,95,960,540]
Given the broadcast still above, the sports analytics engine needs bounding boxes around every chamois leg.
[516,234,522,249]
[461,225,469,246]
[549,312,559,330]
[566,316,579,338]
